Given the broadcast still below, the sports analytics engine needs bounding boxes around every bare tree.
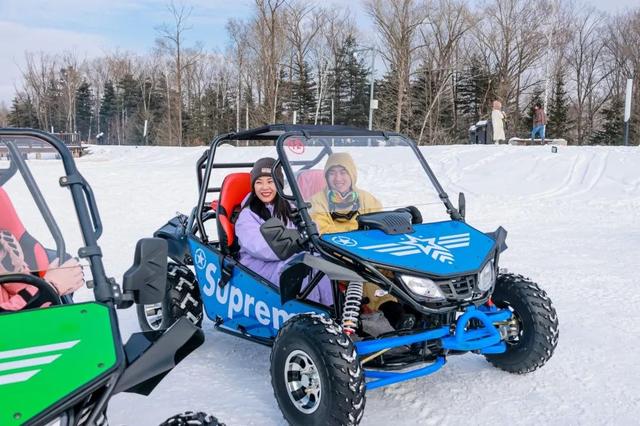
[21,52,57,131]
[320,8,357,124]
[416,0,473,143]
[87,58,109,135]
[366,0,428,132]
[473,0,547,130]
[58,51,84,133]
[604,10,640,141]
[0,102,8,127]
[227,19,251,131]
[156,1,194,146]
[250,0,287,124]
[566,8,611,144]
[284,2,326,122]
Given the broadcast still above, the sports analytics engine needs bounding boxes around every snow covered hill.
[66,144,639,425]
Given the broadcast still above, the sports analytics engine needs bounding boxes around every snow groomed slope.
[66,144,639,425]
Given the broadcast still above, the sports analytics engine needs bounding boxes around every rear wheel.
[160,411,224,426]
[485,273,559,374]
[136,263,203,331]
[271,314,366,426]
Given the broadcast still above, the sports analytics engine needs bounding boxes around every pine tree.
[290,61,316,124]
[148,77,171,145]
[8,95,38,128]
[456,56,495,142]
[331,35,369,127]
[75,82,93,141]
[99,81,117,144]
[411,65,455,143]
[117,74,143,144]
[547,72,569,141]
[591,95,624,145]
[373,69,398,131]
[46,77,65,132]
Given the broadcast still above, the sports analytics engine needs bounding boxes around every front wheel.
[485,273,559,374]
[271,314,366,426]
[136,263,203,331]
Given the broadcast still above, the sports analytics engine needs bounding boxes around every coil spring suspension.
[341,281,364,335]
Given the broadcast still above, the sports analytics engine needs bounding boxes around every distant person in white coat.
[491,100,506,144]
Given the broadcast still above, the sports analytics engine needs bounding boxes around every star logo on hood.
[360,233,470,264]
[331,235,358,247]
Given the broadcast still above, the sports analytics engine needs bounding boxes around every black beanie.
[250,157,284,187]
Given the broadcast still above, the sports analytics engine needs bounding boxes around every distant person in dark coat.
[531,102,547,144]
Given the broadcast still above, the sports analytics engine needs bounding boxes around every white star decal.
[194,248,207,270]
[331,235,358,247]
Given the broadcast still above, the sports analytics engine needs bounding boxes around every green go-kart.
[0,129,213,426]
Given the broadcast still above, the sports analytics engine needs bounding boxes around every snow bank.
[33,144,640,425]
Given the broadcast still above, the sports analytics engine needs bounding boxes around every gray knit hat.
[250,157,284,187]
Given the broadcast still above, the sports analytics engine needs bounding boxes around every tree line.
[4,0,639,146]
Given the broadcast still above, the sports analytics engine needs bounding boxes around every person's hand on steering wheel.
[44,258,84,296]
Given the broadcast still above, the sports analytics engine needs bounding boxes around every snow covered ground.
[17,143,640,425]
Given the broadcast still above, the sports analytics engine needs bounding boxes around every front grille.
[436,275,476,299]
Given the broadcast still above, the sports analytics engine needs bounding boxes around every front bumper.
[354,305,512,390]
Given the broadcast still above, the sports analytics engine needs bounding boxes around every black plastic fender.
[114,317,205,396]
[485,226,508,253]
[154,215,191,265]
[279,253,365,304]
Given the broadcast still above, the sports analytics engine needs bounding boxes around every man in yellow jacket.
[309,152,381,233]
[310,153,411,328]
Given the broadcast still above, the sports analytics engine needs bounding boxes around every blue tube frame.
[365,357,446,390]
[354,305,512,390]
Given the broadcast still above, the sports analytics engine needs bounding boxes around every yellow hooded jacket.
[309,153,395,310]
[309,152,382,234]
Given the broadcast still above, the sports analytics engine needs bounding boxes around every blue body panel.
[188,239,328,339]
[186,226,509,391]
[322,220,496,276]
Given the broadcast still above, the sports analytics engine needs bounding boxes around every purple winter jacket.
[235,201,333,306]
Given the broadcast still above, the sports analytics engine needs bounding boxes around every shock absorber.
[341,281,364,335]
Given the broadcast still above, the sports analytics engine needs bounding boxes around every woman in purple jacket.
[235,157,333,306]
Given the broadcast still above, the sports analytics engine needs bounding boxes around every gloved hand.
[44,258,84,295]
[260,218,306,260]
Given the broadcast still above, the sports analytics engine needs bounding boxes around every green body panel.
[0,303,117,424]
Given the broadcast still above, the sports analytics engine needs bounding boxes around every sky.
[0,0,637,106]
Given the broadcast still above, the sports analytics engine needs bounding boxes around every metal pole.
[624,78,633,146]
[331,98,335,125]
[368,49,375,131]
[543,1,557,111]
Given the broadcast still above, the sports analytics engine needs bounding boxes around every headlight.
[478,261,496,291]
[400,275,446,300]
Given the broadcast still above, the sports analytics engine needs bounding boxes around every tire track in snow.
[529,153,582,200]
[530,150,609,201]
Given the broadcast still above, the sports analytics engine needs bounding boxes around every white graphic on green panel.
[0,340,80,386]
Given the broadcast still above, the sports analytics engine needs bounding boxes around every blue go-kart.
[136,125,559,425]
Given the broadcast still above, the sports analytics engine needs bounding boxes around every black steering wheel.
[0,273,62,307]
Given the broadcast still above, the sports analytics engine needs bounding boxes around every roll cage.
[0,129,116,304]
[188,125,471,316]
[192,124,463,244]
